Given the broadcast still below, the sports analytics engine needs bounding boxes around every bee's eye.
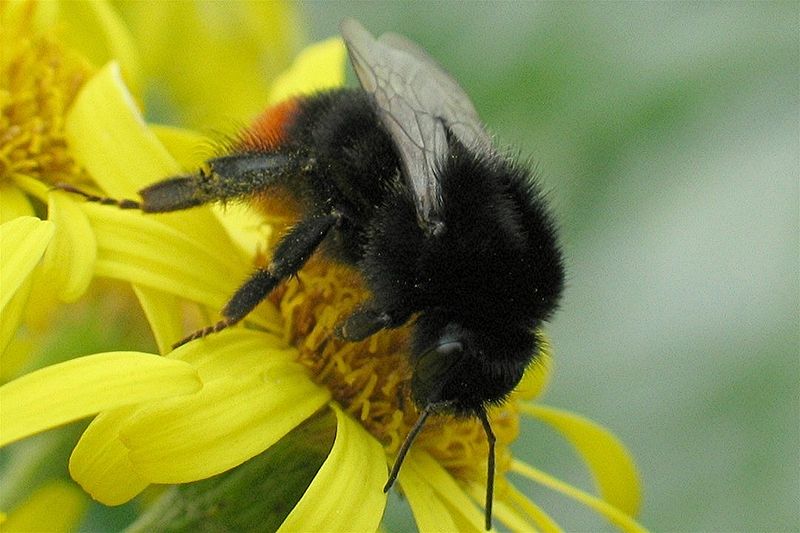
[436,340,463,357]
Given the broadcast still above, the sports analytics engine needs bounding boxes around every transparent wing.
[340,18,493,226]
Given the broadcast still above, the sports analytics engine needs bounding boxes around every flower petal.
[1,480,87,532]
[513,332,553,401]
[489,497,543,533]
[150,124,211,170]
[69,406,149,505]
[521,404,641,516]
[170,329,295,382]
[0,217,50,354]
[268,37,347,105]
[398,449,484,533]
[0,217,54,312]
[120,358,329,483]
[279,404,387,532]
[510,460,647,533]
[42,192,97,302]
[504,483,562,532]
[0,184,34,223]
[116,1,299,130]
[0,353,202,447]
[65,62,179,197]
[131,285,185,355]
[86,203,247,311]
[64,61,238,249]
[58,0,142,93]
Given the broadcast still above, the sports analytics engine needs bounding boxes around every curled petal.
[0,353,202,446]
[0,217,54,354]
[0,217,54,312]
[43,192,97,302]
[280,404,387,532]
[521,404,641,516]
[120,360,329,483]
[69,406,149,505]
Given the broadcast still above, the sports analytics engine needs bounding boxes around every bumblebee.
[61,19,565,529]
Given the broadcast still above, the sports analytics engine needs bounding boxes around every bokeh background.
[4,2,795,532]
[296,2,798,531]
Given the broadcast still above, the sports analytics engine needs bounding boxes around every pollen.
[0,5,93,185]
[271,256,520,492]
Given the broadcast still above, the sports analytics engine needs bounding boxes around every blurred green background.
[297,1,798,531]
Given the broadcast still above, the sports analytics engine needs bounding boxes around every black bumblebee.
[61,19,564,530]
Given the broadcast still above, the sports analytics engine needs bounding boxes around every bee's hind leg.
[173,210,340,348]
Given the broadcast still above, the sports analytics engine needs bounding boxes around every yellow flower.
[0,0,300,363]
[1,29,644,530]
[0,2,299,529]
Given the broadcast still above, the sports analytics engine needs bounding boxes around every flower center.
[269,255,519,490]
[0,5,92,185]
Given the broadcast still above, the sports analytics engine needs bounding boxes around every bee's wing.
[340,18,493,226]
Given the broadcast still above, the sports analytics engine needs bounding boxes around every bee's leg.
[336,304,406,341]
[173,211,339,348]
[56,152,302,213]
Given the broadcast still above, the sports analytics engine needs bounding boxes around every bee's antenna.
[477,408,496,531]
[384,403,433,492]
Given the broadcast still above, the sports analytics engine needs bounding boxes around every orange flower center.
[0,3,92,185]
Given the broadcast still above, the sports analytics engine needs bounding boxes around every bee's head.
[409,311,537,414]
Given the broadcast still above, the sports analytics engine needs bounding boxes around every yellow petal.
[64,61,239,249]
[117,1,300,130]
[1,480,87,532]
[513,332,553,401]
[42,192,97,302]
[521,404,641,516]
[397,449,485,533]
[0,184,35,223]
[69,406,150,505]
[10,174,50,203]
[489,497,542,533]
[279,404,387,532]
[120,360,329,483]
[0,217,52,353]
[511,460,647,533]
[406,450,485,531]
[0,279,32,375]
[268,37,347,105]
[0,217,54,312]
[504,483,562,532]
[211,202,275,264]
[0,353,202,447]
[86,203,247,312]
[170,329,294,382]
[65,61,179,197]
[132,285,185,355]
[58,0,141,93]
[150,124,211,170]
